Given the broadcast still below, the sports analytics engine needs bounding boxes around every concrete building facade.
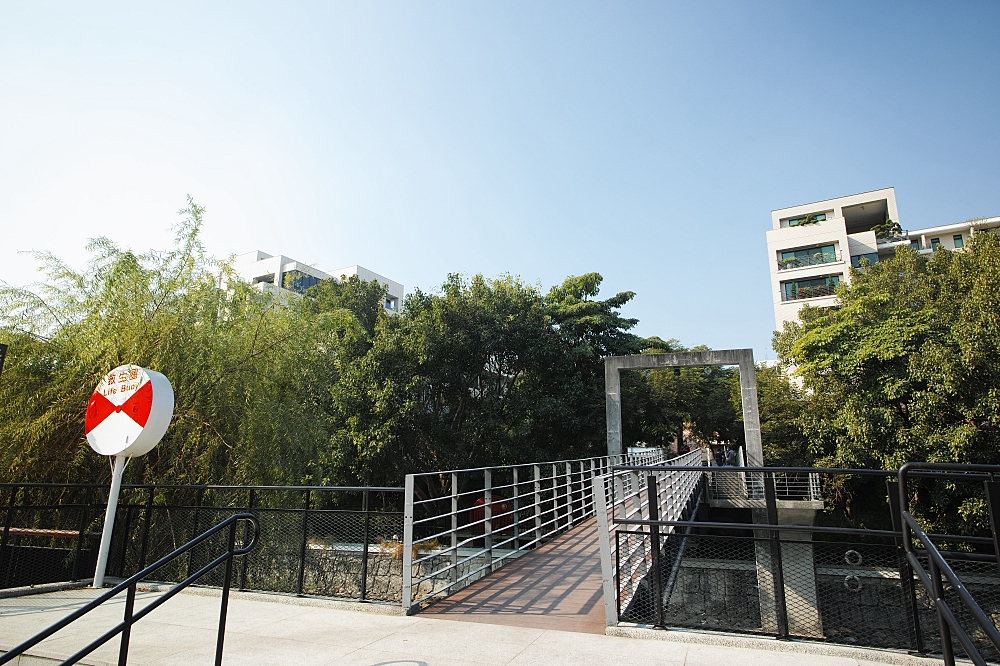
[230,250,404,312]
[767,187,1000,330]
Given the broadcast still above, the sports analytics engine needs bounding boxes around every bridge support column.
[754,507,823,638]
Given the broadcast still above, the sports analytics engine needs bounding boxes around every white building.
[230,251,404,312]
[767,188,1000,330]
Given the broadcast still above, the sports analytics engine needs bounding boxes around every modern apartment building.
[230,251,404,312]
[766,188,1000,330]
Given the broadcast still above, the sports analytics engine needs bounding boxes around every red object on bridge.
[470,496,515,533]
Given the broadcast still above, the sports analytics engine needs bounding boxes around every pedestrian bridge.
[3,453,998,665]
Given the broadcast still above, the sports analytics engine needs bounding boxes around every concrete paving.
[0,586,940,666]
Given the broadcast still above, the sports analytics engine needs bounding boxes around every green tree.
[778,233,1000,532]
[0,199,348,485]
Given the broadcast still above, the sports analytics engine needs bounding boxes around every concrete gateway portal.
[604,348,763,464]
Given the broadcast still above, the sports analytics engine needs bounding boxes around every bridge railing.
[593,450,704,626]
[596,463,1000,659]
[0,483,403,602]
[400,449,668,612]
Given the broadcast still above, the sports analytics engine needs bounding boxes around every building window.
[910,240,920,251]
[284,270,322,294]
[954,234,964,248]
[850,253,879,268]
[787,213,827,228]
[385,299,396,311]
[781,275,840,301]
[777,244,837,270]
[931,238,941,250]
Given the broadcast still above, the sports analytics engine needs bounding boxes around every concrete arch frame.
[604,348,763,466]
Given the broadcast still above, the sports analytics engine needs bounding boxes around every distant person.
[725,447,737,467]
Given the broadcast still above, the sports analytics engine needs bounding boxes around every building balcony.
[777,250,841,271]
[782,284,836,301]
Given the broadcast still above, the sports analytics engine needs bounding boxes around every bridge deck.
[419,517,606,634]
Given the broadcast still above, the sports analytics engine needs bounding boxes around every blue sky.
[1,2,997,358]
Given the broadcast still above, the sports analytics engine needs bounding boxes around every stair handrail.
[899,463,1000,666]
[0,512,259,666]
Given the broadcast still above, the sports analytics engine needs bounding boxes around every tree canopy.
[4,201,715,487]
[774,232,1000,532]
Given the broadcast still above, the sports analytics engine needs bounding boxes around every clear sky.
[1,2,998,358]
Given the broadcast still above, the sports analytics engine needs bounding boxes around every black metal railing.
[608,464,1000,657]
[900,463,1000,666]
[0,483,404,602]
[0,513,259,666]
[777,251,840,271]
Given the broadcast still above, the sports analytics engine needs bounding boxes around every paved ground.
[0,587,936,666]
[419,518,605,633]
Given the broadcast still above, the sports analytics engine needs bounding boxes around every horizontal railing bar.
[616,464,1000,481]
[102,505,402,515]
[413,547,491,578]
[408,456,612,478]
[616,518,899,537]
[0,483,403,492]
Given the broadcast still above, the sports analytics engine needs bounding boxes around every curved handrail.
[898,462,1000,666]
[0,513,259,666]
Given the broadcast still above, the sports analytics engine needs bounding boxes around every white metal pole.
[402,474,414,612]
[93,455,127,588]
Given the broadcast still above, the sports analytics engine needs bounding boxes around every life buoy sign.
[85,365,173,457]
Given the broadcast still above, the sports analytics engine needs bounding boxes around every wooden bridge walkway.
[418,518,607,634]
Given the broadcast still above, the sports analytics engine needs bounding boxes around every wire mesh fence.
[606,463,1000,661]
[0,483,404,603]
[616,528,1000,657]
[0,485,104,589]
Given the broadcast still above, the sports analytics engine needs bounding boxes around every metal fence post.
[240,488,255,591]
[646,475,664,627]
[450,473,458,585]
[484,469,493,571]
[402,474,414,612]
[361,489,371,601]
[187,488,205,579]
[587,459,596,517]
[118,582,136,666]
[138,486,154,571]
[764,473,789,639]
[533,465,542,541]
[296,489,311,596]
[565,463,573,526]
[930,556,956,666]
[0,487,17,588]
[887,480,924,652]
[215,519,238,666]
[984,481,1000,579]
[594,474,618,627]
[117,500,135,577]
[71,488,91,582]
[512,467,520,551]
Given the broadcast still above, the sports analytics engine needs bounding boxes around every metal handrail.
[401,449,670,610]
[777,250,841,270]
[0,482,403,492]
[899,463,1000,666]
[0,513,259,666]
